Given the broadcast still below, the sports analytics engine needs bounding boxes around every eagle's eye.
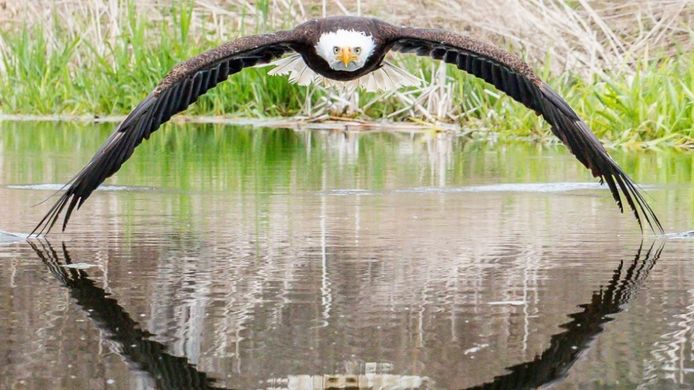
[333,46,340,54]
[354,47,362,55]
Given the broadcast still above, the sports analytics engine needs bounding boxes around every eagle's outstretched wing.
[385,26,662,232]
[32,31,299,235]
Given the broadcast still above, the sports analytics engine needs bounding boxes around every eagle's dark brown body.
[32,16,662,235]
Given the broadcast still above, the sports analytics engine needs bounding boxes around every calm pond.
[0,121,693,389]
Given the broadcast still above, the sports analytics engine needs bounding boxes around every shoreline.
[0,113,463,133]
[1,114,690,150]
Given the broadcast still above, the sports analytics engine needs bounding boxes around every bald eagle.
[31,16,662,235]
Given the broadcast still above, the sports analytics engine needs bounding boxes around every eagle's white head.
[315,29,376,71]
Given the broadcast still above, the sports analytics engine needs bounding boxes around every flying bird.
[32,16,662,235]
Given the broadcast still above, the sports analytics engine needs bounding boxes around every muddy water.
[0,121,692,389]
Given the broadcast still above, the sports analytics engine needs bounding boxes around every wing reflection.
[28,239,664,390]
[29,240,228,390]
[468,241,665,390]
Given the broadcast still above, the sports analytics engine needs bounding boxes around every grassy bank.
[0,1,692,148]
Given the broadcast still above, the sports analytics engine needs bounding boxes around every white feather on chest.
[267,53,420,92]
[266,29,420,92]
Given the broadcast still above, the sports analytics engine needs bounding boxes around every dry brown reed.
[2,0,690,75]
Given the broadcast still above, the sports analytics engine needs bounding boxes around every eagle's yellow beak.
[337,47,357,66]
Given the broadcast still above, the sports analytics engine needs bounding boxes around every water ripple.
[4,183,153,191]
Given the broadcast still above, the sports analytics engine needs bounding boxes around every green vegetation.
[444,53,694,148]
[0,1,692,148]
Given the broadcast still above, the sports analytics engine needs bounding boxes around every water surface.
[0,121,693,389]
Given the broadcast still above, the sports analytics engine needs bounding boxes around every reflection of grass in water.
[0,1,692,147]
[3,121,693,190]
[2,120,691,232]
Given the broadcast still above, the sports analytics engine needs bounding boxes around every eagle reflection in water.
[29,240,663,390]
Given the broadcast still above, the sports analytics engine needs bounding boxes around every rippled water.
[1,121,693,389]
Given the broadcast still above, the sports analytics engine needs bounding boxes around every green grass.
[441,53,694,148]
[0,2,692,148]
